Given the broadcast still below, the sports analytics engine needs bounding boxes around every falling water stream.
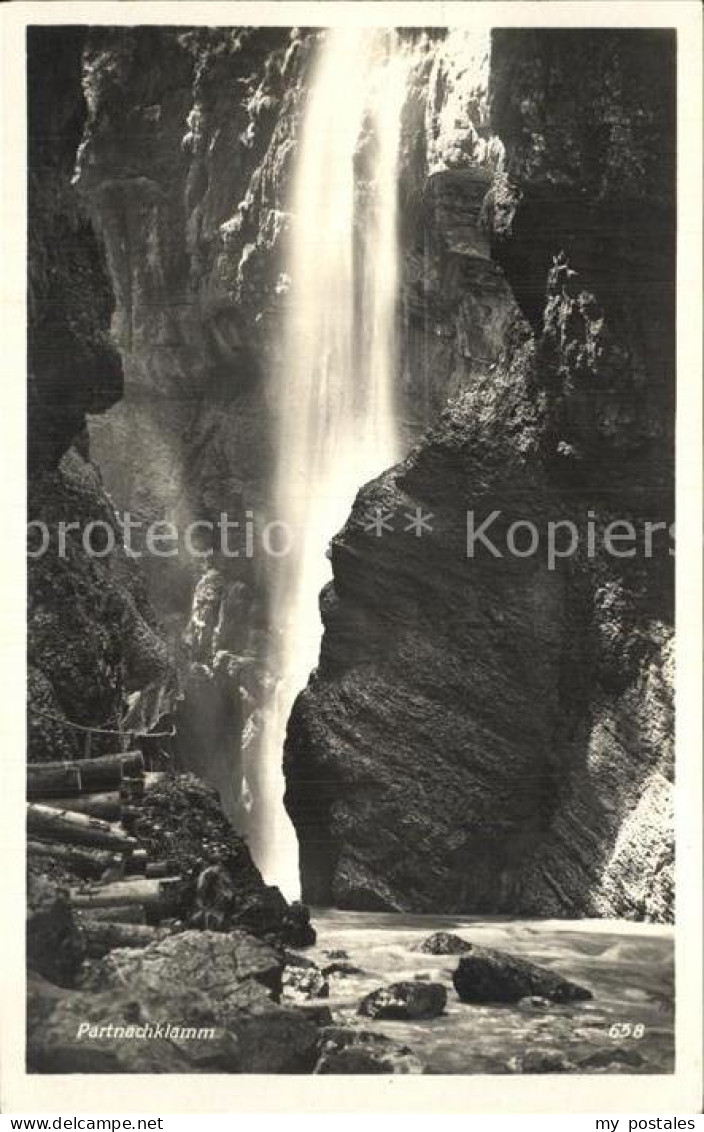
[256,29,411,897]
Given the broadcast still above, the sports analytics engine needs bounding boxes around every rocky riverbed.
[284,911,675,1074]
[28,876,674,1074]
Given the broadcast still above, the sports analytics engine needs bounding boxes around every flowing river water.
[293,911,675,1074]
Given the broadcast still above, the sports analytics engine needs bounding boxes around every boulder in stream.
[134,775,316,948]
[359,980,447,1020]
[315,1026,423,1074]
[579,1046,645,1070]
[322,960,364,978]
[453,945,592,1004]
[416,931,472,955]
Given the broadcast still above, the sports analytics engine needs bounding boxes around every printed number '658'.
[608,1023,645,1039]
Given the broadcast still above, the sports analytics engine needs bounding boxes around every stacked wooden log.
[27,752,186,956]
[27,751,145,799]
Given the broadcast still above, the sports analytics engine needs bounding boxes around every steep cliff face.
[284,29,675,920]
[75,28,302,561]
[28,28,124,472]
[26,29,311,958]
[74,28,315,814]
[27,28,167,758]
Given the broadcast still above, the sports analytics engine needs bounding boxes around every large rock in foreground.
[27,974,235,1073]
[452,945,592,1004]
[359,981,447,1020]
[27,972,319,1074]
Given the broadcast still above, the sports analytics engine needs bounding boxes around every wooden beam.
[80,920,172,958]
[27,840,124,879]
[27,752,144,799]
[40,792,122,821]
[27,803,138,851]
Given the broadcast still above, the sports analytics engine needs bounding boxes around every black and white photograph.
[2,0,702,1117]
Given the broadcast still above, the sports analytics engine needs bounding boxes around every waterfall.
[255,29,410,898]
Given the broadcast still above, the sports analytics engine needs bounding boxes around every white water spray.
[257,29,410,897]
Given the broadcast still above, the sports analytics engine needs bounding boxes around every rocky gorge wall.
[27,27,168,760]
[73,28,310,820]
[26,27,315,973]
[73,27,675,920]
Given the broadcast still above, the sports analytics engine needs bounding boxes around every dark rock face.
[79,929,284,1001]
[452,946,592,1004]
[359,981,447,1020]
[131,773,314,947]
[27,975,226,1073]
[27,970,320,1074]
[579,1046,645,1071]
[26,875,86,987]
[26,27,165,763]
[284,30,675,921]
[322,961,363,978]
[417,932,472,955]
[27,453,169,763]
[28,28,123,472]
[69,29,311,837]
[72,30,302,590]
